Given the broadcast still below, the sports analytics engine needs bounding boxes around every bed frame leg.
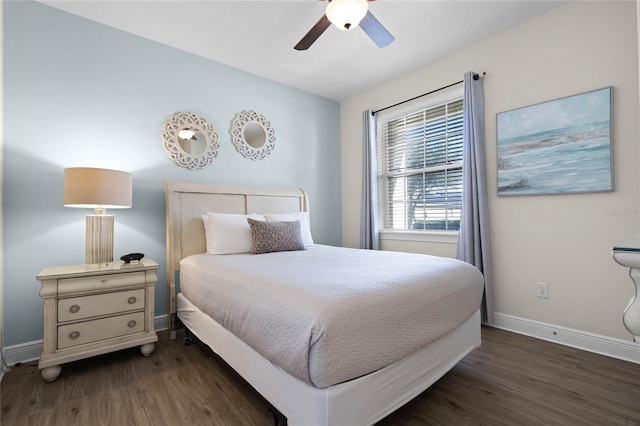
[269,408,285,426]
[183,327,193,345]
[174,316,193,345]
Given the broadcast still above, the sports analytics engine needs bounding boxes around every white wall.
[341,1,640,342]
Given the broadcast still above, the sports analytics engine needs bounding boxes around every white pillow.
[202,212,265,254]
[264,211,314,247]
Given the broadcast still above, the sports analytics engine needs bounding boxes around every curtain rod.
[372,71,486,115]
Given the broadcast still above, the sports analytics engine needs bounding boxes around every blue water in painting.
[497,121,611,195]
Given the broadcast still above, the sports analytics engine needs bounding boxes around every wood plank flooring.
[2,326,639,425]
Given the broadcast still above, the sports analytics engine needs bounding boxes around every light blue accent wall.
[3,1,342,346]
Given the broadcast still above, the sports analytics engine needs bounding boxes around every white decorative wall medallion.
[162,112,219,170]
[231,111,275,161]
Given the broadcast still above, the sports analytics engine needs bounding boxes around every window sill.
[379,230,459,244]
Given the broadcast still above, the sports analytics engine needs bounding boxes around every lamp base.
[86,214,114,264]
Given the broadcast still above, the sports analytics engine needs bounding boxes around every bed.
[165,181,484,425]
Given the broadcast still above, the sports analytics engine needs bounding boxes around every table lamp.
[63,167,132,264]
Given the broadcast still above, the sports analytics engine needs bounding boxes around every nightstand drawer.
[58,289,145,322]
[58,271,146,294]
[57,311,145,349]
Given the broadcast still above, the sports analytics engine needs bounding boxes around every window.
[377,91,463,233]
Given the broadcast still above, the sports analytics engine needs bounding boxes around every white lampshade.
[326,0,368,31]
[64,167,132,210]
[63,167,132,264]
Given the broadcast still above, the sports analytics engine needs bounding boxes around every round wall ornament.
[231,110,275,160]
[162,112,219,170]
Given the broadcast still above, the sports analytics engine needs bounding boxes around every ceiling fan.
[294,0,394,51]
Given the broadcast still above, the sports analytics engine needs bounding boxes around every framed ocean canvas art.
[497,87,613,196]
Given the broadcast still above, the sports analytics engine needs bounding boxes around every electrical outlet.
[536,282,549,298]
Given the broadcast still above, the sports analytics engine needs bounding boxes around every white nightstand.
[37,259,159,382]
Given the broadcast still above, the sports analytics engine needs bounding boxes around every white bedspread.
[179,245,484,388]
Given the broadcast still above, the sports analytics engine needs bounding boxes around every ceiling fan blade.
[295,14,331,51]
[359,11,394,48]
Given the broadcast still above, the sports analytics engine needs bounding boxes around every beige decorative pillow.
[247,218,305,254]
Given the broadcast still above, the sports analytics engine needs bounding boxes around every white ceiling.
[38,0,565,102]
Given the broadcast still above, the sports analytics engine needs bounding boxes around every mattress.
[179,244,484,388]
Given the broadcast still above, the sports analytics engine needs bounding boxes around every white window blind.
[377,95,463,232]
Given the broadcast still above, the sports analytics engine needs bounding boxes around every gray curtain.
[457,71,494,325]
[360,110,379,250]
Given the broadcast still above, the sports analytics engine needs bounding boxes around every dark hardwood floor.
[2,326,639,425]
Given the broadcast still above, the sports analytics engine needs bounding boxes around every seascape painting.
[497,87,612,196]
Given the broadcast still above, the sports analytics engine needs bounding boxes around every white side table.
[37,259,159,381]
[613,235,640,343]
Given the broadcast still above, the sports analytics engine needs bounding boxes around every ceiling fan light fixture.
[326,0,368,31]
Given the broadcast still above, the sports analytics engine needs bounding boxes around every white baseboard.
[154,314,168,331]
[492,312,640,364]
[2,339,42,366]
[1,315,169,367]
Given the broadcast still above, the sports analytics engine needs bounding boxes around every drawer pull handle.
[127,296,137,305]
[69,304,80,314]
[69,331,80,340]
[127,320,137,328]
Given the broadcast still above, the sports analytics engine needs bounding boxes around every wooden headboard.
[164,181,309,338]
